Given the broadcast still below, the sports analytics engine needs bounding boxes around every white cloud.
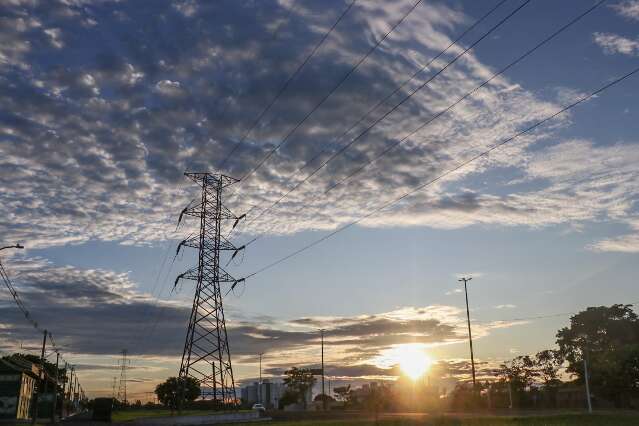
[591,234,639,252]
[0,0,636,257]
[593,32,639,56]
[154,79,183,96]
[589,219,639,253]
[495,304,516,309]
[612,0,639,20]
[44,28,64,49]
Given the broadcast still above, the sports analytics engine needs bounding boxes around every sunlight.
[398,345,432,380]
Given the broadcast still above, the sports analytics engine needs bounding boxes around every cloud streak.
[0,257,520,382]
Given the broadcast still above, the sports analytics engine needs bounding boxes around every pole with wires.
[459,277,476,390]
[320,329,326,410]
[174,172,242,406]
[583,344,593,413]
[31,329,47,424]
[52,352,59,423]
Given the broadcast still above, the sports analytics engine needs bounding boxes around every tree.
[534,349,562,408]
[556,304,639,407]
[534,349,561,386]
[497,355,538,408]
[154,377,200,411]
[363,383,391,424]
[282,367,316,408]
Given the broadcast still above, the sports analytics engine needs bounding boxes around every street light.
[319,329,325,410]
[258,352,264,405]
[458,276,476,390]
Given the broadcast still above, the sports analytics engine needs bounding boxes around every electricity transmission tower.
[175,172,242,405]
[118,349,128,405]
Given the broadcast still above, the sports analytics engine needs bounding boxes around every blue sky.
[1,0,639,400]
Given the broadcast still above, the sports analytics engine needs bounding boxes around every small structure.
[0,357,38,420]
[92,397,113,421]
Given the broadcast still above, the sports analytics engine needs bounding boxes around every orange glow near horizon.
[378,344,433,381]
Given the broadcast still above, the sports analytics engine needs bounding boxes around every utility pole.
[32,329,47,424]
[175,173,241,406]
[71,367,75,403]
[258,353,264,405]
[52,352,59,423]
[458,277,476,390]
[61,361,67,418]
[583,349,593,413]
[112,376,117,400]
[118,349,128,406]
[320,329,325,410]
[67,366,73,402]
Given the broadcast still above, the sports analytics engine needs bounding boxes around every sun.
[398,345,432,381]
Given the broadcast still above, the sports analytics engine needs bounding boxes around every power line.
[236,0,531,247]
[0,257,87,405]
[232,0,426,193]
[241,64,639,280]
[214,0,301,153]
[237,0,605,248]
[473,300,639,324]
[321,0,608,196]
[237,0,512,235]
[217,0,358,170]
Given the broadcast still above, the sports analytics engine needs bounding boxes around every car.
[251,403,266,412]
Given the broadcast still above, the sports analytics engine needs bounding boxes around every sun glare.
[398,345,432,381]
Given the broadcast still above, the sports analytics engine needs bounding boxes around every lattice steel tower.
[175,172,240,405]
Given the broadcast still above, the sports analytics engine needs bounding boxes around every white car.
[251,403,266,412]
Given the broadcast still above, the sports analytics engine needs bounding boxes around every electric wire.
[237,0,606,249]
[241,64,639,280]
[215,0,301,162]
[473,300,639,324]
[321,0,608,196]
[238,0,511,234]
[236,0,533,247]
[217,0,358,171]
[231,0,426,197]
[0,257,85,398]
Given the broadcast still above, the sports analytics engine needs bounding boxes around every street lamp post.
[319,329,325,410]
[258,353,263,405]
[458,277,476,390]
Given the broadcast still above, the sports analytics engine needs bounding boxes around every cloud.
[154,79,184,96]
[0,0,578,250]
[0,258,519,382]
[612,0,639,20]
[589,219,639,253]
[0,257,191,356]
[593,32,639,56]
[495,304,516,309]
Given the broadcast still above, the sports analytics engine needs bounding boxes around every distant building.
[0,357,38,420]
[240,380,292,409]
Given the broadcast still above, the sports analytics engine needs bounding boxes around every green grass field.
[249,413,639,426]
[111,408,243,422]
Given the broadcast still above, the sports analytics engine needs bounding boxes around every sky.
[1,0,639,402]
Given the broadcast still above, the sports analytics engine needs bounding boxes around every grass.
[244,413,639,426]
[111,408,246,422]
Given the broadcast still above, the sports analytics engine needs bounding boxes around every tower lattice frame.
[177,172,239,405]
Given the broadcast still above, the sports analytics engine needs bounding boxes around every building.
[0,357,38,420]
[240,380,287,409]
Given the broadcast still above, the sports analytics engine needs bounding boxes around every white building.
[240,379,286,409]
